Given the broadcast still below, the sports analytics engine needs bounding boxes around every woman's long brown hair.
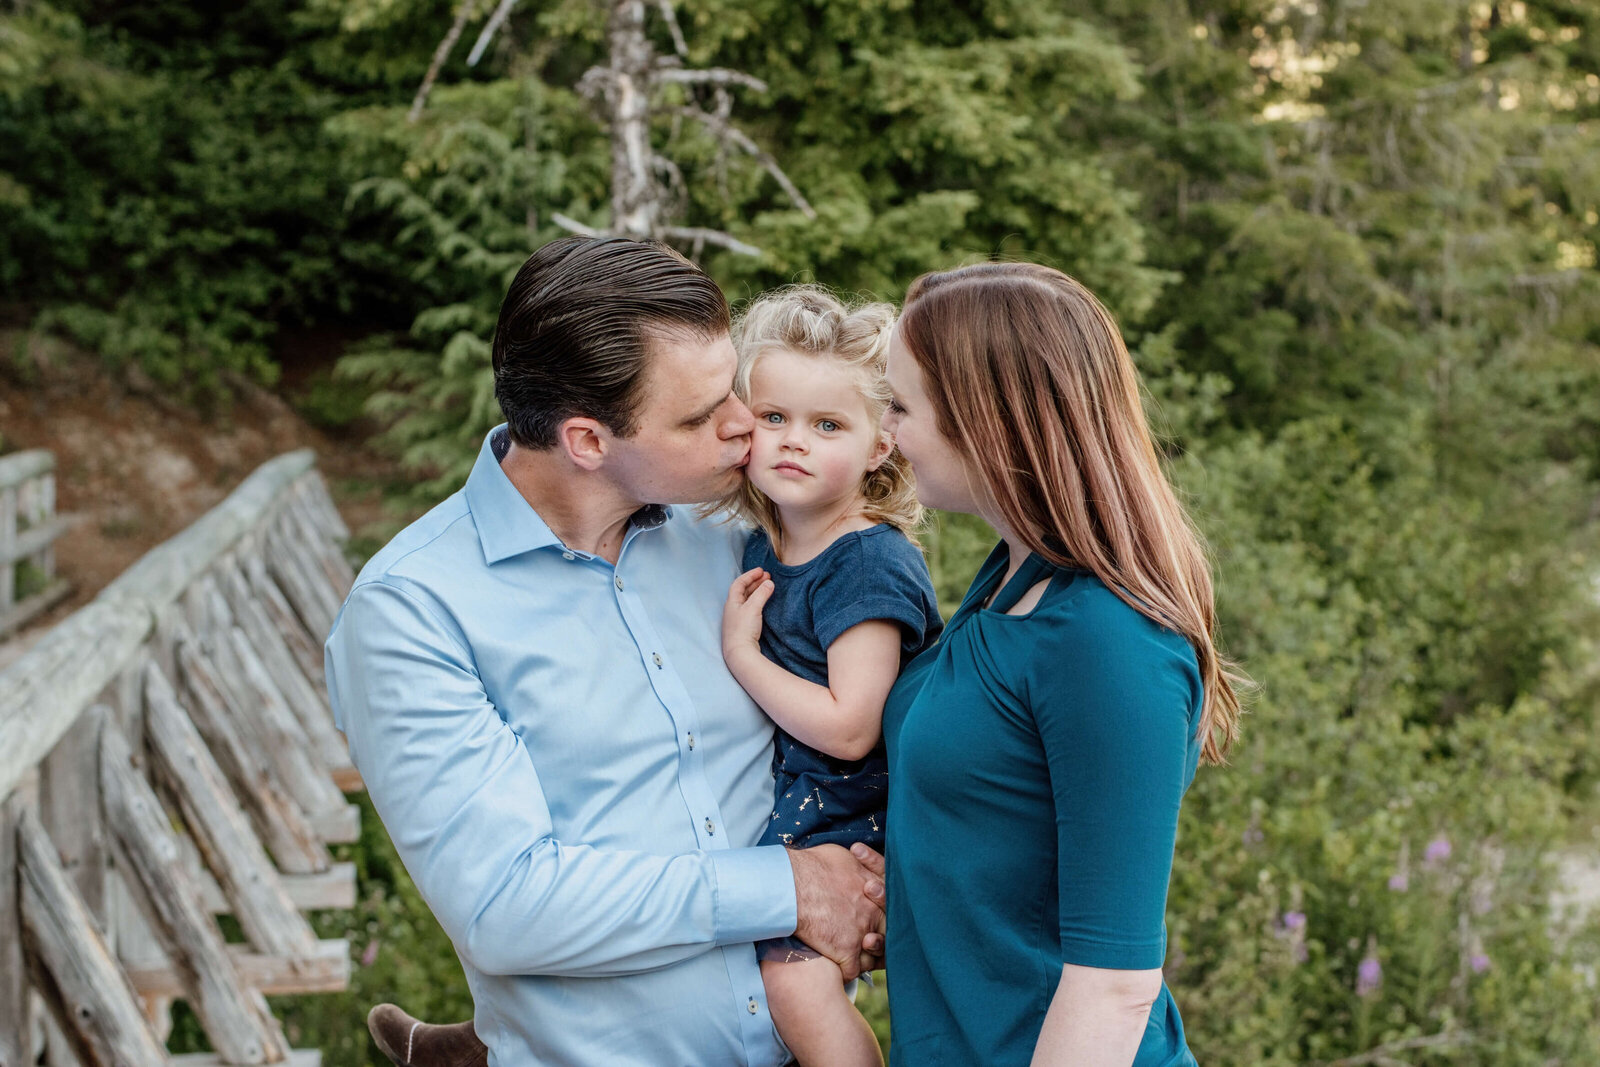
[899,262,1245,764]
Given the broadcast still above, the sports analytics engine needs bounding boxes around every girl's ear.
[866,428,894,471]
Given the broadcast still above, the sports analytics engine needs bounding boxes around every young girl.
[712,286,942,1067]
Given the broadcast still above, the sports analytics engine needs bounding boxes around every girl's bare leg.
[761,955,884,1067]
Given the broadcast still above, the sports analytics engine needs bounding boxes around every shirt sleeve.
[324,578,797,979]
[1025,591,1199,971]
[810,534,937,652]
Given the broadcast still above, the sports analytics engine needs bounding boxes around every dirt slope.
[0,336,405,652]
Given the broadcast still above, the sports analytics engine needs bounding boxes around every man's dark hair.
[492,236,731,449]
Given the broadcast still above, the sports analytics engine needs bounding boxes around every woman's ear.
[866,428,895,471]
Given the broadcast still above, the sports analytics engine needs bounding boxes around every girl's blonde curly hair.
[703,285,923,550]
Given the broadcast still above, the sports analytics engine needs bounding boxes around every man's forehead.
[640,329,736,404]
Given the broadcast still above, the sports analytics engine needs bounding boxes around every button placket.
[611,563,730,859]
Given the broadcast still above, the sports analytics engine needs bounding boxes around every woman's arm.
[722,568,902,761]
[1026,593,1201,1063]
[1031,964,1163,1067]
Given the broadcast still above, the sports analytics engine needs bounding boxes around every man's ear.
[866,429,894,472]
[557,417,610,471]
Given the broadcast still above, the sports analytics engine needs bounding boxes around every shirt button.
[652,652,663,667]
[704,818,715,835]
[747,997,759,1015]
[687,732,695,750]
[561,551,575,561]
[615,575,624,591]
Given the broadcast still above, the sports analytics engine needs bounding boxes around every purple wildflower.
[1283,911,1306,930]
[360,939,381,968]
[1470,953,1491,973]
[1424,836,1452,866]
[1387,872,1409,892]
[1356,953,1382,996]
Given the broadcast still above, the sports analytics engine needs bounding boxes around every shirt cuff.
[710,845,797,946]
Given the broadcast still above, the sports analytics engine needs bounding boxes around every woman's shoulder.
[1026,572,1204,730]
[1033,571,1198,670]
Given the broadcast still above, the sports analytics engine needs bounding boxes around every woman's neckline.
[964,543,1087,620]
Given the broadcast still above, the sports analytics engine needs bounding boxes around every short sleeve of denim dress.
[882,543,1204,1066]
[743,523,942,854]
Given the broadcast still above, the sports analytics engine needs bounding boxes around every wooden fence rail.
[0,451,362,1067]
[0,449,73,637]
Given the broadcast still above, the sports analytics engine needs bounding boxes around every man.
[325,236,887,1067]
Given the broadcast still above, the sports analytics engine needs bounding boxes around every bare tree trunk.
[607,1,661,239]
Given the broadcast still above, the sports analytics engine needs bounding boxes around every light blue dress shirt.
[325,426,798,1067]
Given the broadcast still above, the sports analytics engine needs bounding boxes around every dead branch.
[1320,1029,1475,1067]
[466,0,520,67]
[653,66,768,92]
[659,226,762,257]
[652,153,688,205]
[410,0,481,122]
[550,213,604,237]
[665,105,816,217]
[656,0,689,58]
[550,216,762,260]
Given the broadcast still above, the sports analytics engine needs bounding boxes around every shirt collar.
[464,425,673,566]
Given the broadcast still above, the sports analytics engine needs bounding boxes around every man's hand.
[852,842,887,974]
[722,568,773,661]
[788,843,887,981]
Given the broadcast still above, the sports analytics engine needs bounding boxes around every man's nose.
[719,395,755,438]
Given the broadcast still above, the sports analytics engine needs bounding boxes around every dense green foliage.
[6,0,1600,1061]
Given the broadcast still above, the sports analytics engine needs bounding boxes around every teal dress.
[883,544,1203,1066]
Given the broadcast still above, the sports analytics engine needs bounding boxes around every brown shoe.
[367,1004,489,1067]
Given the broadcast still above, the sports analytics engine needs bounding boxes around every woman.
[878,261,1244,1066]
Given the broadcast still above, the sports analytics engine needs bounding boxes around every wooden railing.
[0,452,364,1067]
[0,450,73,637]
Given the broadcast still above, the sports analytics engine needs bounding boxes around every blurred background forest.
[4,0,1600,1062]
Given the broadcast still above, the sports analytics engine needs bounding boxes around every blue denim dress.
[743,524,941,960]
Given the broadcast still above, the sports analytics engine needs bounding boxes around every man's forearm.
[442,837,797,978]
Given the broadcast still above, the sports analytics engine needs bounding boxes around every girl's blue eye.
[763,413,784,424]
[818,420,839,433]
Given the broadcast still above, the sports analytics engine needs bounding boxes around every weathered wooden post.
[0,450,364,1067]
[0,450,74,637]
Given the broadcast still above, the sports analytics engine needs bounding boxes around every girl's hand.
[722,567,774,660]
